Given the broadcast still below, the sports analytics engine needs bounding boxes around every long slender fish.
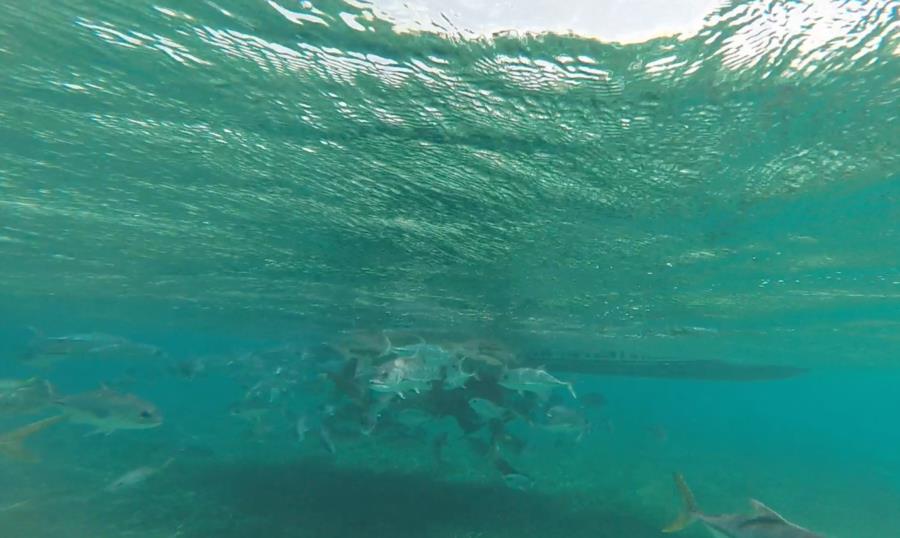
[22,330,163,366]
[664,473,826,538]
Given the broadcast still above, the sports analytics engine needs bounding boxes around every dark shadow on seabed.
[155,458,665,538]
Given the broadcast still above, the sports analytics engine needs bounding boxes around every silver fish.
[468,398,508,421]
[494,457,534,491]
[390,343,455,367]
[369,375,433,398]
[56,387,162,434]
[369,356,440,397]
[442,359,478,390]
[664,473,825,538]
[361,394,394,436]
[105,458,173,492]
[541,405,589,441]
[23,330,163,365]
[498,367,577,399]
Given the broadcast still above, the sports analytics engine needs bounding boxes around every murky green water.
[1,1,898,537]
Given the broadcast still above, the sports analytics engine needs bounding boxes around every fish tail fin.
[663,473,699,533]
[380,331,393,356]
[0,415,65,462]
[26,326,44,340]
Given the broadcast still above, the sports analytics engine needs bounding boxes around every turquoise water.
[1,0,899,536]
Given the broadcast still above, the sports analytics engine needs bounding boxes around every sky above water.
[368,0,724,42]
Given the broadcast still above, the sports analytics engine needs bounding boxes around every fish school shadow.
[187,458,661,538]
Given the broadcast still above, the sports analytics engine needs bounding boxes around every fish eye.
[140,410,153,419]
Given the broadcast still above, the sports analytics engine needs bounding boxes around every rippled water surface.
[1,1,898,537]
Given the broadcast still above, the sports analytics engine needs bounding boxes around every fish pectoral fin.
[749,499,787,521]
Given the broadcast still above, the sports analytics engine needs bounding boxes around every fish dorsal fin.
[749,499,786,521]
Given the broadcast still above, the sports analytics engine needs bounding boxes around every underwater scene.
[1,0,899,537]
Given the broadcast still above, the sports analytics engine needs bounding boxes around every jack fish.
[498,367,577,399]
[56,387,162,434]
